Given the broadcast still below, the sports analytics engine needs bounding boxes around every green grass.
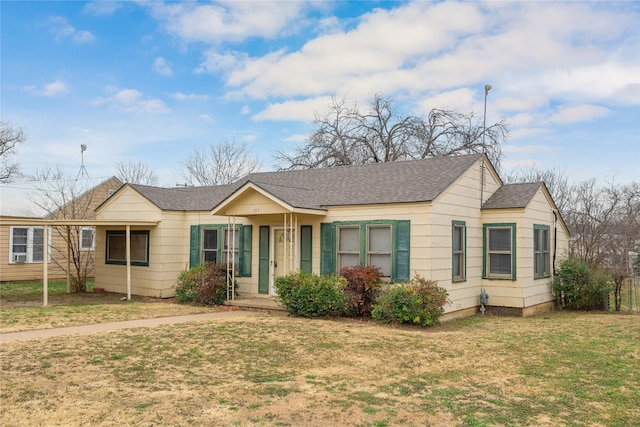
[0,309,638,426]
[0,280,94,300]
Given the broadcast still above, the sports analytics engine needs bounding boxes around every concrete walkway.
[0,311,260,343]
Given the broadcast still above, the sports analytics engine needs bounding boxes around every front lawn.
[0,280,95,300]
[1,309,638,426]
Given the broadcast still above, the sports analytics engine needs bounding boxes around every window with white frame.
[8,226,50,264]
[452,221,466,282]
[222,228,240,269]
[534,225,551,278]
[337,226,360,271]
[79,227,95,251]
[336,224,393,277]
[484,224,516,280]
[202,229,218,263]
[367,225,392,277]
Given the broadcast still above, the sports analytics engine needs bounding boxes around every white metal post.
[126,225,131,300]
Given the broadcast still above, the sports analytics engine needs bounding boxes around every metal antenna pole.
[480,84,491,207]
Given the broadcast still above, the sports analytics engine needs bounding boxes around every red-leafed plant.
[339,265,382,317]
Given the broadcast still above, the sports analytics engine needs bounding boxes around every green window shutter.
[239,225,252,277]
[320,222,335,275]
[258,226,270,294]
[300,225,312,274]
[189,225,201,268]
[393,220,410,282]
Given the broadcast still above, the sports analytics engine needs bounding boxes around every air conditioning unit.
[13,254,27,263]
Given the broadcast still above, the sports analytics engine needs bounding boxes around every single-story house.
[0,177,122,283]
[93,154,569,319]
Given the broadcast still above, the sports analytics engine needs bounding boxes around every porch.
[223,297,287,312]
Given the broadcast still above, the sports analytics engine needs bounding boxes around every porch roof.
[481,182,543,209]
[0,217,159,227]
[213,154,483,214]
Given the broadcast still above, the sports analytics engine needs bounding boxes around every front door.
[270,227,294,295]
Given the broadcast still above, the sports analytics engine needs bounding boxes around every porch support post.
[232,216,236,300]
[126,225,131,300]
[283,213,288,273]
[43,225,49,307]
[66,226,71,293]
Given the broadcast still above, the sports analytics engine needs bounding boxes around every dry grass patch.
[1,311,638,426]
[0,301,216,333]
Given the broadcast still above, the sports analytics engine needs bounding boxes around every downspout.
[552,211,558,275]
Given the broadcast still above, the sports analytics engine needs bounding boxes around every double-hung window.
[223,228,241,270]
[534,225,551,278]
[452,221,466,282]
[367,225,392,277]
[201,228,240,270]
[9,226,49,263]
[484,223,516,280]
[322,220,409,281]
[190,224,252,277]
[202,229,218,263]
[105,230,150,266]
[337,226,360,272]
[79,227,95,251]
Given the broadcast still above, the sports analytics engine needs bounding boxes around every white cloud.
[253,96,333,122]
[148,1,312,43]
[25,80,69,97]
[198,114,215,123]
[153,57,173,77]
[417,88,476,114]
[92,88,169,114]
[240,105,250,115]
[283,134,307,143]
[171,92,211,101]
[196,50,246,74]
[549,104,610,125]
[49,16,95,43]
[41,80,69,97]
[83,1,122,16]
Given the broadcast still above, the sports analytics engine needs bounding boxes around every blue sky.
[2,0,639,191]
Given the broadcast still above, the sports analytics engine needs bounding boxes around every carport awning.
[1,217,159,306]
[0,218,158,227]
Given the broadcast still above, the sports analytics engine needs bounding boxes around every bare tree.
[275,94,508,170]
[28,166,99,293]
[504,165,571,216]
[564,179,640,310]
[180,140,261,186]
[598,182,640,310]
[115,159,159,186]
[0,122,26,182]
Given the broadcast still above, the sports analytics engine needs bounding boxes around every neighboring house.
[94,154,569,319]
[0,177,122,282]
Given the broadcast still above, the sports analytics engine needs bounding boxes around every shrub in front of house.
[275,272,346,317]
[552,257,613,310]
[372,275,449,327]
[174,262,231,306]
[339,265,382,317]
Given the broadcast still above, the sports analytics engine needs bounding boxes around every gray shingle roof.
[130,183,242,211]
[234,153,483,210]
[482,182,543,209]
[128,154,483,212]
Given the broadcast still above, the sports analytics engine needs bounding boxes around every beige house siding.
[481,188,569,310]
[0,224,68,281]
[91,156,569,320]
[428,158,502,313]
[1,177,122,283]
